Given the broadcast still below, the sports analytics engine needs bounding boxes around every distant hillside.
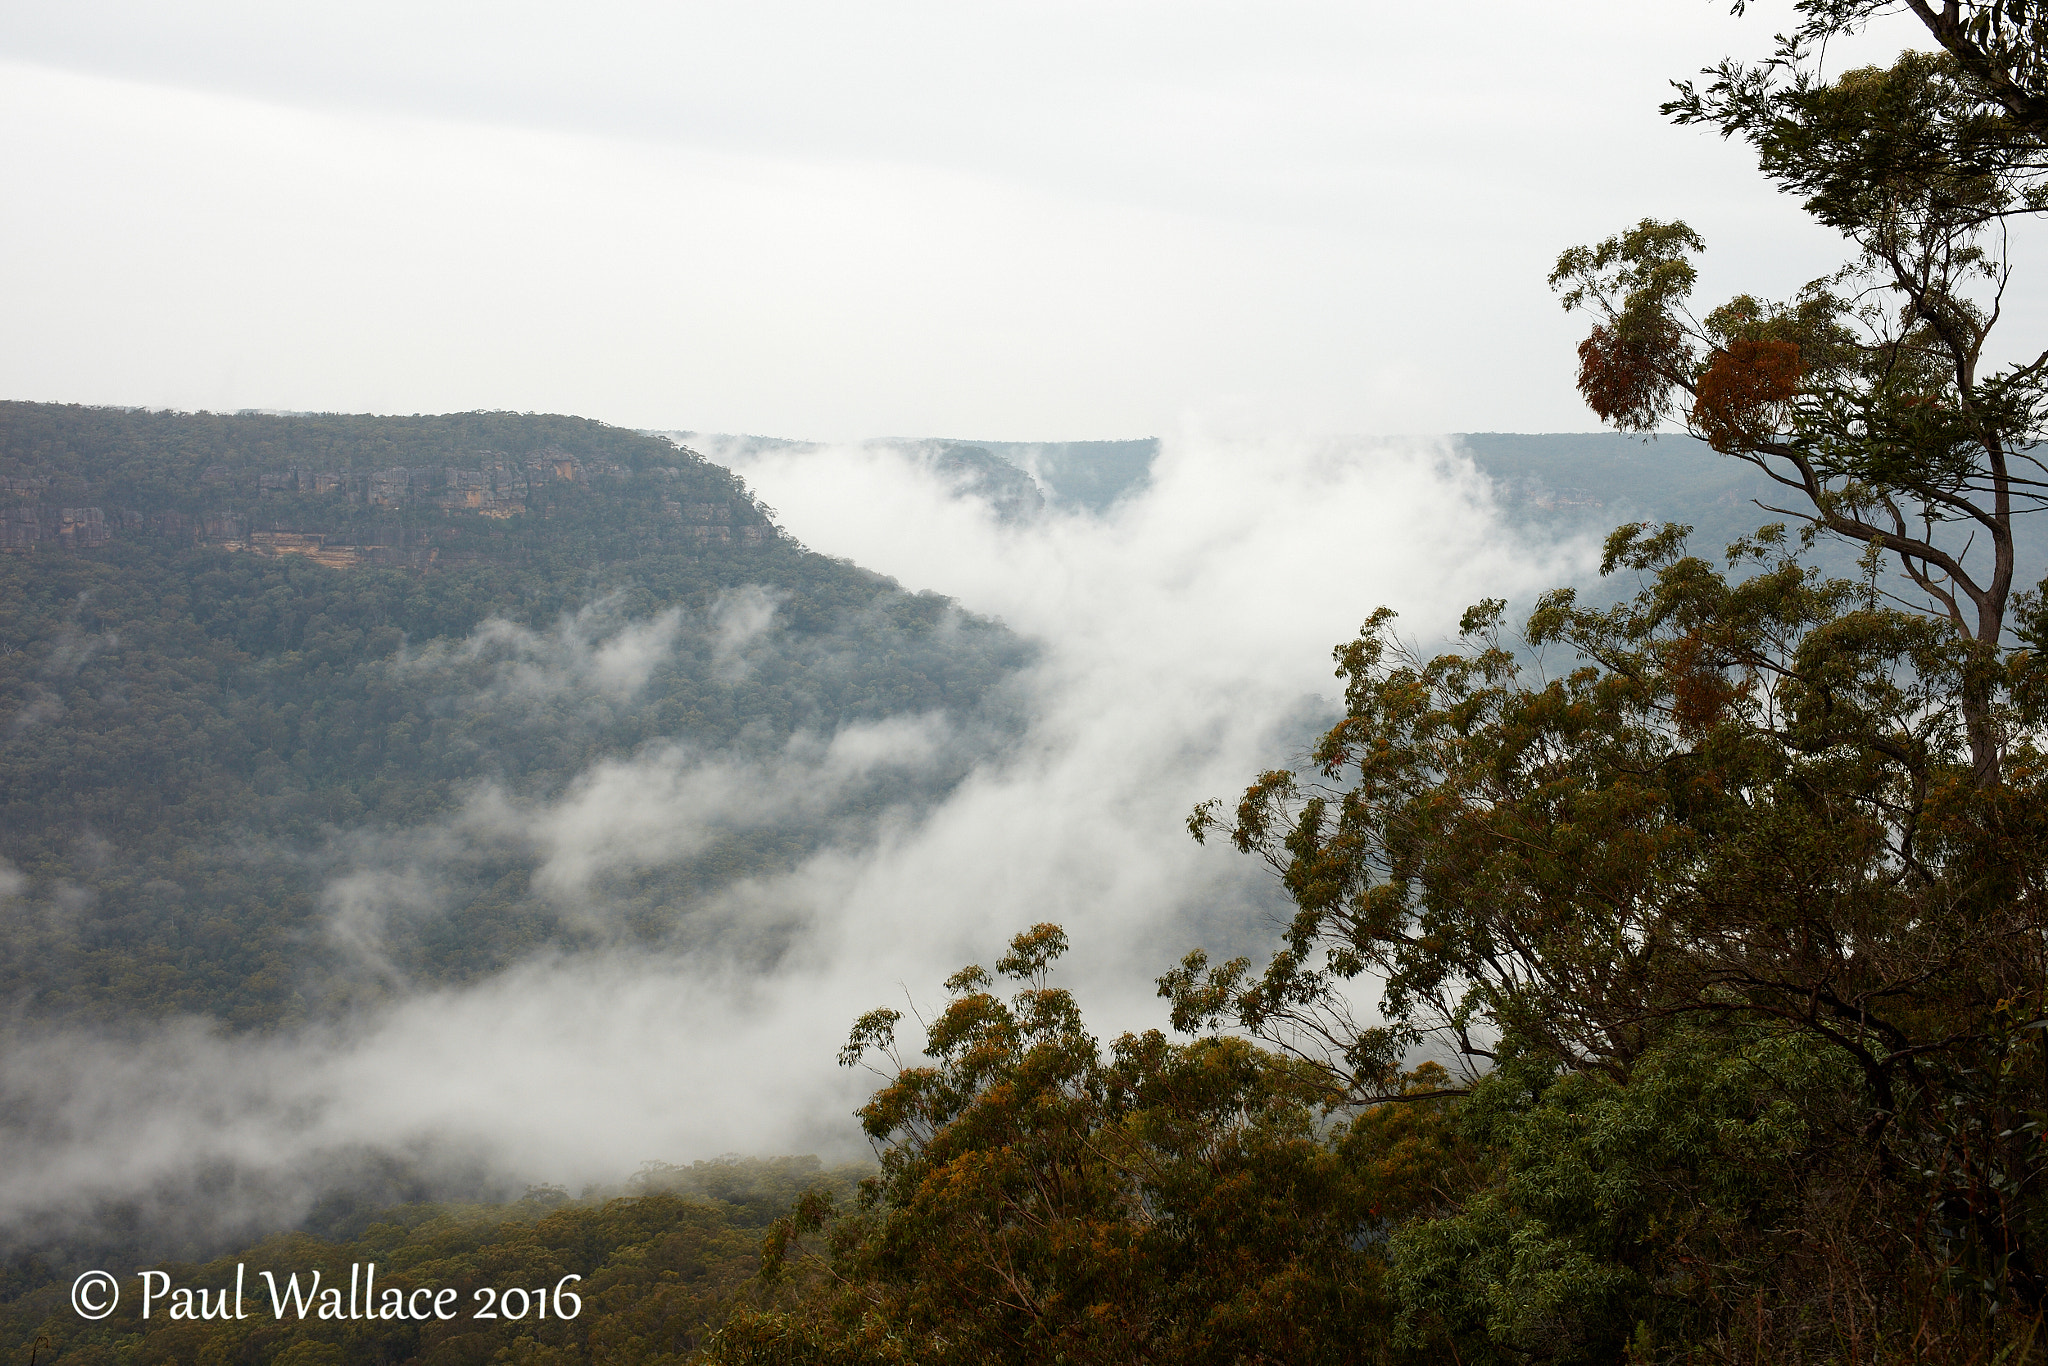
[10,409,2039,1030]
[729,432,1762,530]
[962,439,1159,512]
[661,433,1050,520]
[874,430,2048,591]
[0,404,1031,1028]
[1458,431,1820,550]
[3,405,780,564]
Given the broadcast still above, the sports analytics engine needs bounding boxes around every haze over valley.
[14,0,2048,1359]
[0,406,1609,1245]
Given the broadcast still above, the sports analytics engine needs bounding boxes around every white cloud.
[709,586,784,684]
[0,430,1595,1242]
[400,597,685,702]
[459,713,954,905]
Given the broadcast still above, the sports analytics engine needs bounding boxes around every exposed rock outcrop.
[2,505,111,550]
[2,438,774,566]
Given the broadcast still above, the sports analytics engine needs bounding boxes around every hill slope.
[0,404,1030,1027]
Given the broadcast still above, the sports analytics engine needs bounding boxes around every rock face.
[235,445,628,513]
[1,425,778,567]
[2,504,111,550]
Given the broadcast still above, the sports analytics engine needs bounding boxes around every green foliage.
[1554,18,2048,784]
[714,523,2048,1363]
[0,404,1031,1027]
[29,27,2048,1360]
[710,17,2048,1365]
[1492,21,2048,1349]
[1548,221,1705,434]
[0,1159,867,1365]
[710,926,1473,1366]
[1390,1028,1841,1364]
[1182,527,2048,1358]
[1195,531,1963,1075]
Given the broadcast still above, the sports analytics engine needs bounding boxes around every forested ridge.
[24,3,2048,1360]
[0,403,1031,1027]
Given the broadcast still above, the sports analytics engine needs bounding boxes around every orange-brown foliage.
[1692,338,1802,453]
[1666,632,1740,740]
[1575,322,1685,431]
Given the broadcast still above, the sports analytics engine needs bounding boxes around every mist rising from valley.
[0,428,1590,1255]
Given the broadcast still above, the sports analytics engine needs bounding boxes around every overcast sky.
[0,1,1929,440]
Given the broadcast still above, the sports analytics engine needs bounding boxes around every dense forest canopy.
[0,402,1032,1027]
[0,1156,871,1365]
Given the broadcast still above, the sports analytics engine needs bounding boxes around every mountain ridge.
[0,402,1029,1029]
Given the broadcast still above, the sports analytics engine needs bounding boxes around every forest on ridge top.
[0,403,1032,1027]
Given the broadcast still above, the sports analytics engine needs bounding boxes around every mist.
[0,430,1592,1251]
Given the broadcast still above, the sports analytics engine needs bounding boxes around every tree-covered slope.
[0,404,1031,1028]
[0,1157,868,1365]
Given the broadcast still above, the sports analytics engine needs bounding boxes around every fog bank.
[0,430,1591,1247]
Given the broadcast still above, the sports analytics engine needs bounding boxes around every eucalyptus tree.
[1177,7,2048,1345]
[1551,6,2048,785]
[710,925,1468,1366]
